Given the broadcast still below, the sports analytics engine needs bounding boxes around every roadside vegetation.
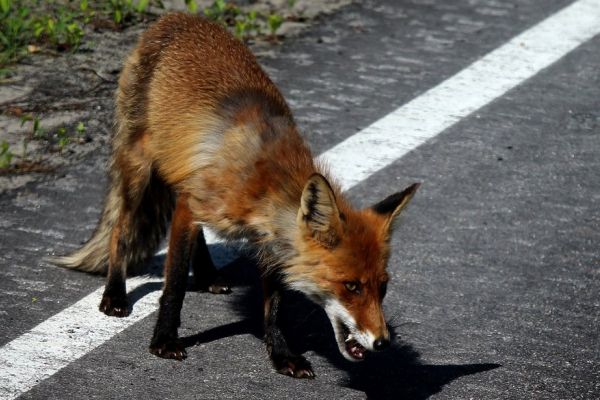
[0,0,301,175]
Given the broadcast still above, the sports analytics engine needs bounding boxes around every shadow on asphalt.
[137,246,500,399]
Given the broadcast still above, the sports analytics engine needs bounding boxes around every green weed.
[204,0,285,41]
[1,0,282,68]
[76,121,84,140]
[107,0,151,25]
[32,118,45,139]
[57,127,71,155]
[0,0,87,67]
[203,0,233,25]
[21,115,47,140]
[267,13,283,35]
[0,140,15,168]
[33,7,85,52]
[235,10,261,40]
[106,0,194,26]
[185,0,196,14]
[0,1,34,67]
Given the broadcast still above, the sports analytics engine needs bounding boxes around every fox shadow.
[132,246,499,399]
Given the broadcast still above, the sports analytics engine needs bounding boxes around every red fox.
[51,13,419,378]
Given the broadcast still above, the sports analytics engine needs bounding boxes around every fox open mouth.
[337,320,366,361]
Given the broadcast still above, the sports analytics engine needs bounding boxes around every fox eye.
[344,281,360,294]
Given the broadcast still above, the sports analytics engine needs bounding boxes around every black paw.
[99,294,130,317]
[196,274,231,294]
[150,335,187,360]
[271,354,315,379]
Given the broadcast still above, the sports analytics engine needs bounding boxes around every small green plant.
[203,0,228,24]
[0,1,34,67]
[234,20,247,40]
[32,118,46,139]
[78,0,96,24]
[0,0,92,67]
[245,10,261,36]
[233,10,262,40]
[267,13,283,35]
[22,115,46,140]
[76,121,84,140]
[136,0,149,14]
[106,0,174,25]
[20,114,31,126]
[33,7,85,52]
[109,0,130,25]
[205,1,280,40]
[0,140,14,168]
[57,127,71,155]
[185,0,196,14]
[106,0,152,25]
[2,1,275,69]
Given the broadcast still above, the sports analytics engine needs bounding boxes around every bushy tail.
[47,168,122,274]
[49,164,174,276]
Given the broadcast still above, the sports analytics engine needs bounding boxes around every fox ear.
[298,173,343,248]
[372,183,420,232]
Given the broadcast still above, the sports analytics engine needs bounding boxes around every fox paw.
[196,275,231,294]
[272,354,315,379]
[99,294,130,317]
[150,336,187,360]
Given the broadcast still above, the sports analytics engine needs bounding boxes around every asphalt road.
[1,0,599,399]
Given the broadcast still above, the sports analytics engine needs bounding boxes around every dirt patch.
[0,0,361,194]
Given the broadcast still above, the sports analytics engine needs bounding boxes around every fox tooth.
[345,334,354,343]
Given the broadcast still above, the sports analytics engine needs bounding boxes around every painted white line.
[322,0,600,190]
[0,276,161,400]
[0,244,241,400]
[2,1,600,398]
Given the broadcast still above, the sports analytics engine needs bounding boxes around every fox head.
[284,173,419,362]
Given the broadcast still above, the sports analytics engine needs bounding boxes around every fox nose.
[373,337,390,352]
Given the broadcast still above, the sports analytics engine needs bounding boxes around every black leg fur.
[150,195,196,360]
[100,223,130,317]
[262,272,314,379]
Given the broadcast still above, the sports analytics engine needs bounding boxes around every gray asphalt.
[1,0,599,399]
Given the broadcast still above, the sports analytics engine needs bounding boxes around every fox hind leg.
[191,228,230,294]
[100,149,154,317]
[100,220,131,317]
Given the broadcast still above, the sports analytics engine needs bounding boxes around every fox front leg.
[262,272,314,379]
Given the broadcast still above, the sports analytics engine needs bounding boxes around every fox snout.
[323,298,391,362]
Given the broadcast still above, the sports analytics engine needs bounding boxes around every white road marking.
[0,245,242,400]
[322,0,600,190]
[0,276,162,400]
[1,1,600,398]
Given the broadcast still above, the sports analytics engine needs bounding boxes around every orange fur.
[52,13,420,374]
